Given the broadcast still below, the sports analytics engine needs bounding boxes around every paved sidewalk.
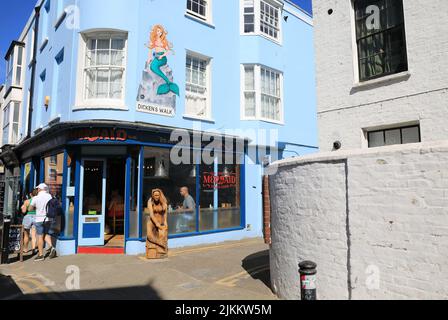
[0,238,276,300]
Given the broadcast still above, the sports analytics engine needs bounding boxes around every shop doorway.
[105,158,126,247]
[78,158,126,248]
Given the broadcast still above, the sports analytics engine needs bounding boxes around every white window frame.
[184,51,213,121]
[349,0,410,86]
[186,0,213,25]
[240,64,284,124]
[5,51,14,89]
[240,0,283,44]
[2,103,11,146]
[1,101,21,146]
[75,30,128,110]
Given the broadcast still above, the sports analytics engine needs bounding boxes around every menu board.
[8,225,24,262]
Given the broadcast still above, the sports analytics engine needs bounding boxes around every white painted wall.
[313,0,448,151]
[269,141,448,299]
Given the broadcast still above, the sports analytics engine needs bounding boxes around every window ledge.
[183,114,215,123]
[184,13,215,29]
[73,102,128,111]
[242,117,284,125]
[240,33,282,46]
[352,71,411,91]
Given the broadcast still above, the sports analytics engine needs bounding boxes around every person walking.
[21,189,39,255]
[31,183,57,261]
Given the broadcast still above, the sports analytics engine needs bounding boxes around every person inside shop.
[21,189,39,255]
[174,187,196,233]
[31,183,57,262]
[178,187,196,211]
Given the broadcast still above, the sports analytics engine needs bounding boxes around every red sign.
[70,128,133,142]
[202,172,237,189]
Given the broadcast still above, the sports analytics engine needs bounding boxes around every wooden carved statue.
[146,189,168,259]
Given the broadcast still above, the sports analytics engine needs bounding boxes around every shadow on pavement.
[0,274,23,300]
[0,273,163,300]
[242,250,272,292]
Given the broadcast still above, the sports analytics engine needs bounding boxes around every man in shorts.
[31,183,57,261]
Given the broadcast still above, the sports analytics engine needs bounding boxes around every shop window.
[142,147,197,236]
[128,146,140,239]
[199,161,242,232]
[23,162,32,196]
[142,147,243,237]
[64,153,76,238]
[44,153,64,198]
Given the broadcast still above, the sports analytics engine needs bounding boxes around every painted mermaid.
[146,25,180,96]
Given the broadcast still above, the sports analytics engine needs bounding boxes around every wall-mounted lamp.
[44,96,50,111]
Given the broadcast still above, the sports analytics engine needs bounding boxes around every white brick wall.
[269,141,448,299]
[313,0,448,151]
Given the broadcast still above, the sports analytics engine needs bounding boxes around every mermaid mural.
[137,24,179,116]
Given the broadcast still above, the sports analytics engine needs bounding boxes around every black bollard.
[299,260,317,300]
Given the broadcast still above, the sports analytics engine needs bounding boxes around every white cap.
[36,183,49,191]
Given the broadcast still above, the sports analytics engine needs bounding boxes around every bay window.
[2,102,21,146]
[186,0,212,23]
[241,0,282,42]
[242,64,283,123]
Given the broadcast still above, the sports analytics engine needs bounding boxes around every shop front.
[14,122,247,255]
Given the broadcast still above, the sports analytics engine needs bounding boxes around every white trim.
[240,0,283,45]
[349,0,359,84]
[185,0,213,25]
[74,30,128,110]
[241,63,284,124]
[184,50,213,120]
[182,114,215,123]
[349,0,409,85]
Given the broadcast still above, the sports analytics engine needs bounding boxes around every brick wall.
[313,0,448,151]
[268,141,448,299]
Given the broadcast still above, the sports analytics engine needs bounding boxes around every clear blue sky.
[0,0,37,84]
[0,0,312,84]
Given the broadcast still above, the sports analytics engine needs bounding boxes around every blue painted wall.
[20,0,317,155]
[16,0,317,253]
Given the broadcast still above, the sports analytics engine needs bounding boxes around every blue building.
[0,0,317,255]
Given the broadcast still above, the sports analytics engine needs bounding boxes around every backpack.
[46,197,62,219]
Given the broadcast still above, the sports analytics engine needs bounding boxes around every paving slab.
[0,238,277,300]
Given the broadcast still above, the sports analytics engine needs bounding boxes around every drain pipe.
[26,5,41,139]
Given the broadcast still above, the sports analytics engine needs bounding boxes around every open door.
[78,159,106,246]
